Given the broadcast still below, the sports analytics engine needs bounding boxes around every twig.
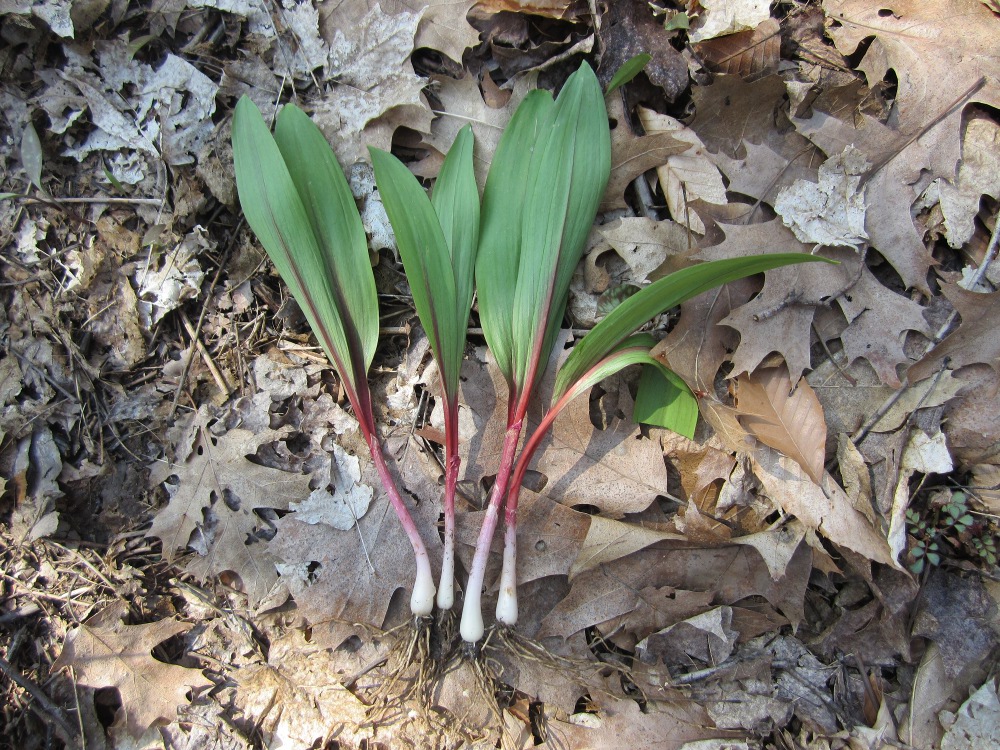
[180,310,233,397]
[860,77,987,188]
[15,195,164,206]
[169,239,236,420]
[0,654,81,748]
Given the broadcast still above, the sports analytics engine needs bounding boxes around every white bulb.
[460,588,484,643]
[409,564,435,617]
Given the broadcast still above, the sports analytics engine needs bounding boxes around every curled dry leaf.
[735,365,827,484]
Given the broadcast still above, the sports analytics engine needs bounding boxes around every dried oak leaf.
[751,444,896,566]
[148,411,311,606]
[267,465,441,647]
[735,365,827,485]
[601,94,690,211]
[312,3,433,165]
[794,0,1000,291]
[908,283,1000,383]
[52,602,211,738]
[696,220,861,382]
[693,16,781,81]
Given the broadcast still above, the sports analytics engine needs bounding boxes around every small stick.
[180,310,233,397]
[0,654,81,748]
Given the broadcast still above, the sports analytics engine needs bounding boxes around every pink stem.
[438,400,461,609]
[459,417,524,642]
[365,430,436,616]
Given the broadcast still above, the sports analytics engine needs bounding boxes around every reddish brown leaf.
[694,18,782,81]
[736,365,828,484]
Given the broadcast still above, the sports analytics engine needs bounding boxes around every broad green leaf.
[511,62,611,398]
[274,105,378,375]
[232,97,363,404]
[634,365,698,438]
[369,147,462,397]
[477,89,554,387]
[606,53,652,94]
[431,124,480,374]
[555,253,836,400]
[551,335,697,438]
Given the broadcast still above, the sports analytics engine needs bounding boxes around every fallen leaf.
[539,691,730,749]
[940,678,1000,750]
[596,217,693,284]
[133,226,209,327]
[935,112,1000,249]
[148,410,311,605]
[569,513,685,579]
[311,3,433,165]
[602,95,690,211]
[688,0,772,43]
[837,264,931,387]
[774,146,870,250]
[696,220,861,382]
[751,445,896,566]
[52,602,211,737]
[636,107,728,234]
[636,605,739,666]
[693,17,781,80]
[287,445,373,530]
[267,461,441,645]
[908,283,1000,382]
[735,365,827,484]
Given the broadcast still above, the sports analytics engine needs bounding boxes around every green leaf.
[555,253,836,401]
[634,364,698,438]
[431,124,480,388]
[477,89,555,387]
[369,146,462,398]
[606,53,652,94]
[102,161,127,195]
[663,12,689,30]
[511,62,611,399]
[274,104,378,375]
[232,97,369,409]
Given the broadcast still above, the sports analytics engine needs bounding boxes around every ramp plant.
[369,125,480,611]
[492,253,834,626]
[459,62,612,643]
[231,97,436,616]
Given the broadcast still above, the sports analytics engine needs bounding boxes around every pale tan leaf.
[688,0,772,43]
[751,445,896,566]
[602,95,691,211]
[693,17,781,80]
[569,514,684,579]
[736,366,828,484]
[637,107,728,233]
[52,602,211,737]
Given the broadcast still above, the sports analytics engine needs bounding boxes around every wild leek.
[493,254,836,626]
[460,62,612,642]
[232,97,436,616]
[370,125,480,611]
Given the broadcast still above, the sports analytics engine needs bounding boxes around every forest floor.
[1,0,999,748]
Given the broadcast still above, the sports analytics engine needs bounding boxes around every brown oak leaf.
[52,602,210,737]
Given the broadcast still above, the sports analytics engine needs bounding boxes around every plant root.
[361,616,438,728]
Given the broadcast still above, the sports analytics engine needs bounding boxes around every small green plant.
[905,490,997,574]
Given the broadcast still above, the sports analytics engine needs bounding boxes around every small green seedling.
[232,97,436,616]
